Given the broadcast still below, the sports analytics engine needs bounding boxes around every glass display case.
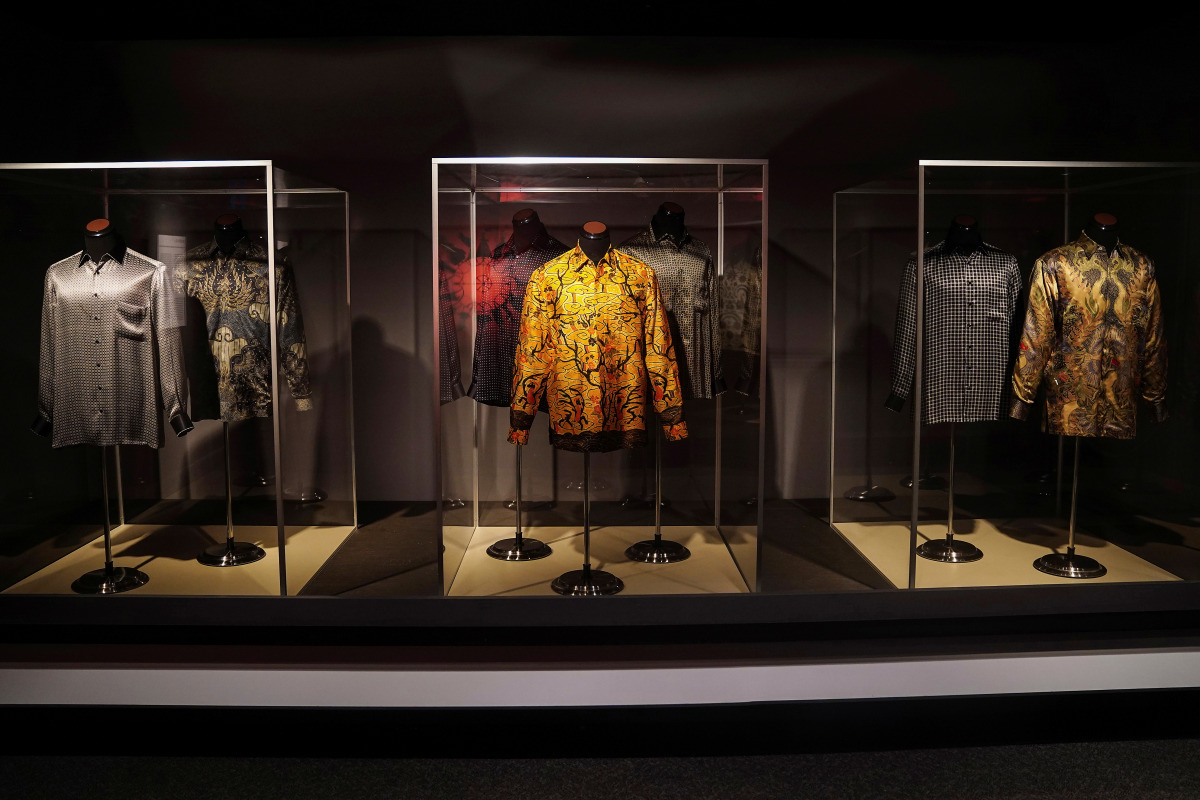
[0,161,355,597]
[832,161,1200,591]
[433,158,767,596]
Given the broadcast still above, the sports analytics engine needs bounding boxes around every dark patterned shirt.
[889,240,1023,424]
[468,230,569,406]
[618,223,723,398]
[1011,232,1167,439]
[719,242,762,395]
[184,238,312,421]
[509,244,687,452]
[36,247,192,448]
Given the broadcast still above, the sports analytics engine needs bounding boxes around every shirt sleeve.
[508,268,554,445]
[275,254,313,411]
[1010,256,1059,421]
[151,261,194,436]
[32,269,55,436]
[886,254,918,411]
[645,268,688,441]
[1140,263,1168,422]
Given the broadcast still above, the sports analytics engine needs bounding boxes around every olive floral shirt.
[1010,232,1167,439]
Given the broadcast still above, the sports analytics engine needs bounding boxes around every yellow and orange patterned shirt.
[1010,232,1167,439]
[508,244,688,452]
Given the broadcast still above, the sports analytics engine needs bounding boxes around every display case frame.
[432,157,768,596]
[831,159,1200,592]
[0,160,356,598]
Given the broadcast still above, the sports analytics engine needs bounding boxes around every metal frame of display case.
[0,160,356,597]
[432,157,768,594]
[832,159,1200,590]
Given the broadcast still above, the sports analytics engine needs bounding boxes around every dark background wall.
[6,35,1198,501]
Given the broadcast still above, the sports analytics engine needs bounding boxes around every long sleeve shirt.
[1010,232,1167,439]
[184,238,312,421]
[618,224,723,399]
[508,243,688,452]
[468,230,569,406]
[888,240,1022,424]
[35,247,193,448]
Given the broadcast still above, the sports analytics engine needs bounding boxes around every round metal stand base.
[486,537,553,561]
[844,484,896,502]
[551,568,623,596]
[1033,551,1107,579]
[198,541,267,567]
[625,539,691,564]
[71,566,149,595]
[917,537,983,563]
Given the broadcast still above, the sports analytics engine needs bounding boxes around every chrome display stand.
[487,448,552,561]
[625,426,690,563]
[552,453,623,595]
[198,422,267,567]
[916,423,982,563]
[1034,437,1106,579]
[71,447,148,594]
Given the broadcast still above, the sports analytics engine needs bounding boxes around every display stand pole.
[198,421,267,567]
[487,447,552,561]
[71,447,149,594]
[916,422,982,563]
[625,424,690,563]
[552,452,623,595]
[1034,437,1106,578]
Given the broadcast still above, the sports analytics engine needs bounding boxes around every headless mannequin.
[652,202,686,241]
[580,220,610,264]
[510,208,547,254]
[214,213,247,255]
[945,214,983,254]
[1085,213,1119,254]
[84,219,125,264]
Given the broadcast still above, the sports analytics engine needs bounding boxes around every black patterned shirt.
[468,230,569,406]
[888,240,1023,424]
[184,238,312,421]
[36,247,192,448]
[618,223,723,399]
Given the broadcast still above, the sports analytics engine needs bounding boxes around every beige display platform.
[834,517,1181,589]
[447,525,750,596]
[4,524,355,596]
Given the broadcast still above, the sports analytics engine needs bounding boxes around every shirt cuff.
[884,392,906,412]
[508,428,530,445]
[663,421,688,442]
[31,415,52,437]
[1009,398,1033,421]
[1149,399,1169,423]
[295,397,313,412]
[171,412,195,437]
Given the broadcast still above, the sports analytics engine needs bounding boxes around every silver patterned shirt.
[618,224,724,399]
[36,247,192,448]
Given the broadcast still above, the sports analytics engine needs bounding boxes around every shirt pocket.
[116,301,149,341]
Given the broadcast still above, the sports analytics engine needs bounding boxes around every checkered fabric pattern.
[888,240,1022,424]
[36,247,192,448]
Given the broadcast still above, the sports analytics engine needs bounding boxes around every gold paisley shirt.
[1010,232,1167,439]
[509,244,688,452]
[184,238,312,421]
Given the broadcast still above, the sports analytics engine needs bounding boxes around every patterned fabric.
[618,223,723,398]
[36,247,192,448]
[438,263,465,405]
[468,230,569,406]
[509,243,688,452]
[184,238,311,421]
[889,240,1023,424]
[1010,232,1167,439]
[720,243,762,395]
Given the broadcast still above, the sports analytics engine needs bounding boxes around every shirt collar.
[568,242,612,271]
[1077,230,1123,258]
[77,243,127,271]
[207,235,252,259]
[649,220,689,247]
